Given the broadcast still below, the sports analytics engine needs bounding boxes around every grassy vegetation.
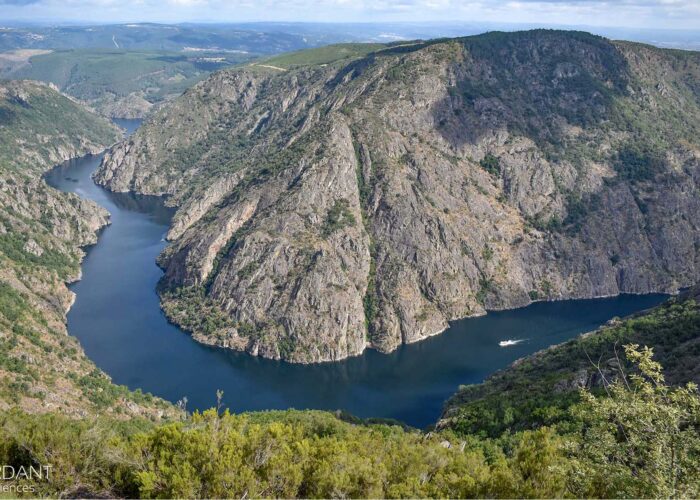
[0,233,76,280]
[1,340,698,498]
[613,142,667,182]
[9,49,247,107]
[0,281,27,323]
[261,43,384,69]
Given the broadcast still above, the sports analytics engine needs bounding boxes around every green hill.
[3,49,251,118]
[258,43,385,69]
[439,289,700,437]
[0,79,119,170]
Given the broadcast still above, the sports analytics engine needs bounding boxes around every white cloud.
[168,0,207,5]
[0,0,699,29]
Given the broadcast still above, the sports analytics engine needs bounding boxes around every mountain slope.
[2,49,252,118]
[96,31,700,363]
[437,287,700,437]
[0,80,173,418]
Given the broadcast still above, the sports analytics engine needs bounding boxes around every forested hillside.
[439,288,700,437]
[0,80,173,418]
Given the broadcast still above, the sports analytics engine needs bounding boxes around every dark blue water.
[45,119,668,428]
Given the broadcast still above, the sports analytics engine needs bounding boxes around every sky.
[0,0,699,30]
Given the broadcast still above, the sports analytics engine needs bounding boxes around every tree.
[568,344,700,498]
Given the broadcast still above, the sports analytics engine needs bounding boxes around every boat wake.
[499,339,525,347]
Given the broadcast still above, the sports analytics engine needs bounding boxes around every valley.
[40,139,675,425]
[0,21,699,498]
[1,49,250,118]
[0,80,174,419]
[0,25,388,118]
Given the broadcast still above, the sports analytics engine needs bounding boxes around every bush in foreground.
[0,345,698,498]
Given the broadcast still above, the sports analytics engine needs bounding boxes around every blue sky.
[1,0,699,30]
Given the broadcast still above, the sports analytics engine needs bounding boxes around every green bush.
[444,297,700,437]
[1,344,697,498]
[479,154,501,176]
[321,199,356,237]
[613,143,666,182]
[0,407,570,498]
[0,281,27,323]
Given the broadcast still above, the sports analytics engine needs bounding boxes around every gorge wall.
[0,80,173,418]
[96,31,700,363]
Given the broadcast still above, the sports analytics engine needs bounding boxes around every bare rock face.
[97,30,700,363]
[23,239,44,257]
[96,92,154,119]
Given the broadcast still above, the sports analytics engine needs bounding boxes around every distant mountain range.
[1,23,697,119]
[1,22,699,51]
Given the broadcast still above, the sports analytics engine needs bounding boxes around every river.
[44,118,667,428]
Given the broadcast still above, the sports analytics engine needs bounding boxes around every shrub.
[613,143,666,182]
[322,199,356,237]
[479,153,501,176]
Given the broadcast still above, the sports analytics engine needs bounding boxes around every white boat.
[499,339,524,347]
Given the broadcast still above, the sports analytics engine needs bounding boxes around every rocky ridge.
[0,80,175,418]
[96,31,700,363]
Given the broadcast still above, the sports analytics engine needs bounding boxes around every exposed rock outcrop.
[96,31,700,363]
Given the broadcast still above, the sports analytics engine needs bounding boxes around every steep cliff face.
[0,80,174,418]
[96,31,700,363]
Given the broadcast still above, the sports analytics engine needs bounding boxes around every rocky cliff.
[0,80,174,418]
[96,31,700,363]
